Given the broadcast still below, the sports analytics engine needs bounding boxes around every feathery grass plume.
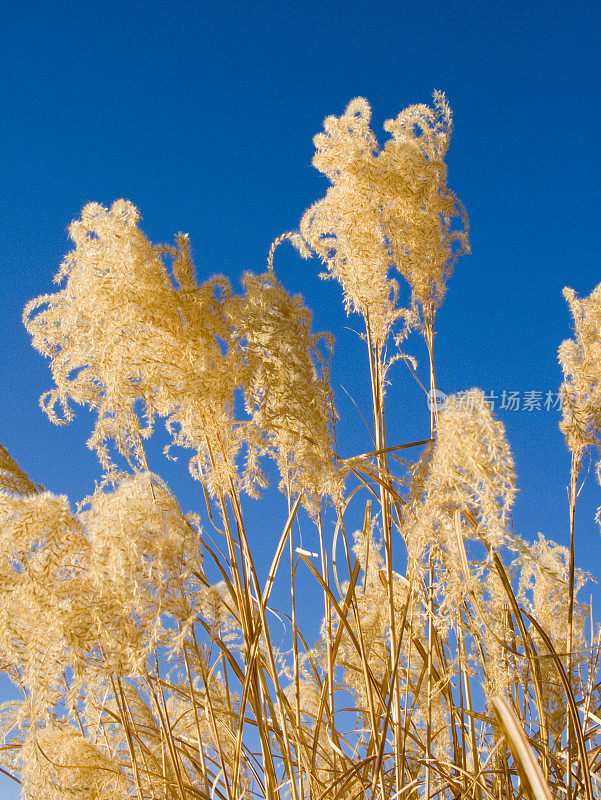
[559,282,601,521]
[558,283,601,459]
[331,521,408,725]
[516,534,590,740]
[291,92,468,350]
[0,454,242,797]
[21,722,129,800]
[23,201,243,495]
[197,580,241,644]
[0,489,88,718]
[518,535,589,658]
[401,389,517,713]
[293,96,401,348]
[0,471,204,709]
[407,389,516,570]
[80,472,204,672]
[228,269,342,516]
[381,92,469,328]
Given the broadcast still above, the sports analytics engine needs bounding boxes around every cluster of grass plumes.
[2,93,601,800]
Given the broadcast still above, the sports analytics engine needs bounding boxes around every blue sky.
[1,1,601,794]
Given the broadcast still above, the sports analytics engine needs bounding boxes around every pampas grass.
[1,92,600,800]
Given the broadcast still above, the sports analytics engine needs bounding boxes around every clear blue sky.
[1,2,600,795]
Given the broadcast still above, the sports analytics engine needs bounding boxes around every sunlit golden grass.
[1,92,601,800]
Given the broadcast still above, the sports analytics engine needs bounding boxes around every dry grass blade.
[0,442,43,495]
[492,695,552,800]
[337,438,434,463]
[522,609,595,800]
[261,494,303,607]
[481,538,551,778]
